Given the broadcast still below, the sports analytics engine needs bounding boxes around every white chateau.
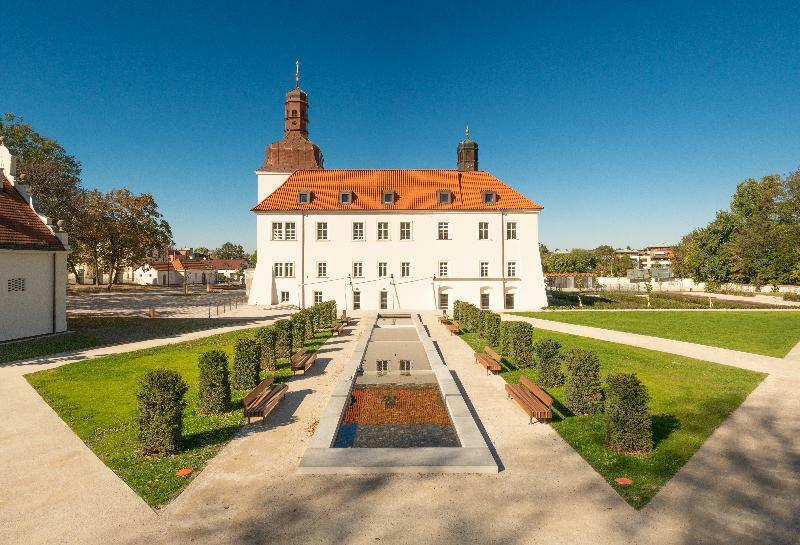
[248,74,547,312]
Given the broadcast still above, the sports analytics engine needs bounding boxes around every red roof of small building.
[0,177,64,251]
[252,170,542,212]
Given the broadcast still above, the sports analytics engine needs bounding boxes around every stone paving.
[1,310,798,544]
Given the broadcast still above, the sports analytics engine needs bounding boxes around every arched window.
[292,109,298,116]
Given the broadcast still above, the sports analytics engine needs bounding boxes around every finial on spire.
[465,124,469,139]
[295,59,300,87]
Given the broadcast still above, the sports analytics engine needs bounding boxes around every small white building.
[0,139,70,342]
[248,78,547,311]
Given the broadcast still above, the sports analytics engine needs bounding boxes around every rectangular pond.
[299,313,497,474]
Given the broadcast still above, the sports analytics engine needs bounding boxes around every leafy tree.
[249,250,257,265]
[194,246,210,256]
[214,242,246,260]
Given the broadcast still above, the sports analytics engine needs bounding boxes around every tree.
[249,250,257,265]
[214,242,246,260]
[194,246,210,256]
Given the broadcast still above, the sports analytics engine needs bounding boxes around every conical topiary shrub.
[198,350,231,414]
[136,369,188,456]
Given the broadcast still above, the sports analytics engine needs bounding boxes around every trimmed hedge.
[500,321,534,368]
[313,300,336,329]
[533,338,564,387]
[254,326,277,370]
[274,319,293,358]
[232,335,261,390]
[453,300,501,347]
[604,373,653,454]
[480,310,501,347]
[291,313,306,351]
[198,350,231,414]
[303,309,315,339]
[136,369,188,456]
[563,349,604,415]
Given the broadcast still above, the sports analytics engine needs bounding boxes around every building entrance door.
[380,290,388,309]
[353,290,361,310]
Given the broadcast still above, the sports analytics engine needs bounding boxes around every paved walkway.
[679,291,800,308]
[2,311,798,544]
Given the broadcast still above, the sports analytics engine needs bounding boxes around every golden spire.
[295,59,300,87]
[465,124,470,139]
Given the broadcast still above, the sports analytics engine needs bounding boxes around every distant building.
[0,139,70,341]
[132,258,247,286]
[616,245,674,271]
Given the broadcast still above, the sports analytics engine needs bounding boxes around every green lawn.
[0,316,245,364]
[26,327,331,508]
[545,290,791,309]
[458,328,764,508]
[515,311,800,357]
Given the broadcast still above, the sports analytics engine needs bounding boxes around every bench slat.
[243,377,275,408]
[520,375,554,407]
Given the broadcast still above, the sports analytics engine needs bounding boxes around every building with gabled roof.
[0,138,70,341]
[248,73,547,311]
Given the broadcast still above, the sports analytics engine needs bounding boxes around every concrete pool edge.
[298,313,498,474]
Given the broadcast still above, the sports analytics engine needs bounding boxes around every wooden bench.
[474,346,502,375]
[438,314,450,324]
[505,375,553,423]
[243,377,288,423]
[339,311,351,325]
[333,322,346,336]
[291,347,317,375]
[445,320,460,335]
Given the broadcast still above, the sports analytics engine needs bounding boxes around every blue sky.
[5,1,800,252]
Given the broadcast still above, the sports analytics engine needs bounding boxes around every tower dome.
[457,126,478,171]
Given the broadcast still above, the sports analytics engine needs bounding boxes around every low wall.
[595,277,800,295]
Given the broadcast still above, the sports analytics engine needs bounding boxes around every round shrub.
[604,373,653,454]
[499,321,534,368]
[232,336,261,390]
[274,319,293,358]
[533,338,564,387]
[136,369,188,456]
[254,326,277,370]
[563,349,604,415]
[198,350,231,414]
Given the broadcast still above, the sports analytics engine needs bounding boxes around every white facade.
[249,209,547,311]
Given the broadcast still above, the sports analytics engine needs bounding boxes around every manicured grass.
[458,328,764,508]
[0,316,244,364]
[546,290,790,309]
[26,327,331,508]
[515,311,800,357]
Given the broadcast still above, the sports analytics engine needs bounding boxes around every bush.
[563,349,604,415]
[499,321,534,367]
[479,310,501,347]
[198,350,231,414]
[232,336,261,390]
[783,292,800,302]
[291,313,306,351]
[254,326,277,370]
[136,369,188,456]
[303,309,315,339]
[274,319,293,358]
[604,373,653,454]
[533,338,564,387]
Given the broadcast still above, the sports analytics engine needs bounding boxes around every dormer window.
[482,191,497,204]
[298,190,312,204]
[437,190,452,204]
[339,191,354,205]
[382,191,395,205]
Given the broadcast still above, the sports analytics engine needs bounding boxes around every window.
[273,262,294,277]
[437,190,452,204]
[437,222,450,240]
[377,222,389,240]
[439,292,449,310]
[438,261,448,277]
[314,291,323,304]
[280,291,290,303]
[480,261,489,277]
[505,292,515,309]
[507,261,517,277]
[376,360,388,376]
[482,191,497,204]
[7,277,25,292]
[316,222,328,240]
[380,290,388,309]
[298,190,311,204]
[317,262,327,277]
[478,222,489,240]
[273,262,284,277]
[400,359,411,376]
[480,293,490,309]
[378,262,387,277]
[352,222,365,240]
[285,222,296,240]
[353,262,363,277]
[340,191,353,204]
[400,222,412,240]
[271,222,283,240]
[506,222,517,240]
[401,262,410,277]
[382,191,395,204]
[285,262,295,277]
[353,290,361,310]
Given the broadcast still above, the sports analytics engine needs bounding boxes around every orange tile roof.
[0,176,64,251]
[252,170,542,212]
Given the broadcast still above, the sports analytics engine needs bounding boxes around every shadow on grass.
[652,413,681,448]
[182,423,242,451]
